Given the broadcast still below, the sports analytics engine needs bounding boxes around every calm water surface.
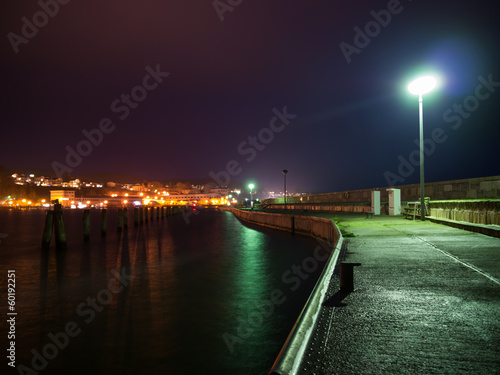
[0,208,328,374]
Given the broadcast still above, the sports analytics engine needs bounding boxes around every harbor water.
[0,208,330,374]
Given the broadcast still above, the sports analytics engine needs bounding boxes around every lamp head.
[249,184,254,190]
[408,75,438,96]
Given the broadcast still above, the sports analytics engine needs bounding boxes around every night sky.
[1,0,499,193]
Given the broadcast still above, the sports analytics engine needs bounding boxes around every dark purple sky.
[1,0,499,193]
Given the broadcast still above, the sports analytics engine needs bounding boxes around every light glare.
[408,75,438,96]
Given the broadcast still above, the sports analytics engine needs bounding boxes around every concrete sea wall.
[262,175,500,225]
[227,207,339,245]
[223,208,343,375]
[264,175,500,205]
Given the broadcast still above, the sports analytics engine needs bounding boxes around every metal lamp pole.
[418,94,425,221]
[408,75,438,221]
[282,170,288,210]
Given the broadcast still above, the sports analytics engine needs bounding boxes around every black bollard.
[83,209,90,242]
[156,207,160,221]
[41,210,54,249]
[340,262,362,292]
[101,209,107,237]
[139,207,144,225]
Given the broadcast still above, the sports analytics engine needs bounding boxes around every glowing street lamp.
[408,75,438,221]
[248,184,255,209]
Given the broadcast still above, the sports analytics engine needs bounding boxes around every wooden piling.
[41,210,54,249]
[101,209,107,237]
[83,209,90,241]
[134,207,139,226]
[117,208,123,232]
[54,204,67,250]
[123,207,128,229]
[156,207,160,221]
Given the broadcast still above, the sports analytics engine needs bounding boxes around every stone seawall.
[264,175,500,205]
[262,175,500,225]
[225,207,339,246]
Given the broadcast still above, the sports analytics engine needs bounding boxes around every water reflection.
[1,208,324,375]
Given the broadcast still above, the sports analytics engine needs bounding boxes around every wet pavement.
[297,214,500,375]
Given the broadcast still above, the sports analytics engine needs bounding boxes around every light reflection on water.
[0,208,326,375]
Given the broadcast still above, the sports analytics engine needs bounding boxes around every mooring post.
[123,207,128,229]
[117,208,123,232]
[340,262,362,292]
[83,209,90,242]
[145,207,149,223]
[134,207,139,227]
[139,207,144,225]
[54,203,67,250]
[41,210,54,249]
[101,209,107,237]
[156,207,160,221]
[291,214,295,235]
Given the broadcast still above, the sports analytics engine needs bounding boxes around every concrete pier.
[297,214,500,374]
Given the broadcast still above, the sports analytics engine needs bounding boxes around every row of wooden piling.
[42,205,186,250]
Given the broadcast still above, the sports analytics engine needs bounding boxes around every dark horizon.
[2,0,499,194]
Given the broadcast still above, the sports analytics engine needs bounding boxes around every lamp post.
[408,75,438,221]
[282,170,288,210]
[249,184,254,209]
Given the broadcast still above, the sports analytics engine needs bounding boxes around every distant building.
[162,192,224,205]
[50,190,76,207]
[131,184,148,192]
[210,187,228,196]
